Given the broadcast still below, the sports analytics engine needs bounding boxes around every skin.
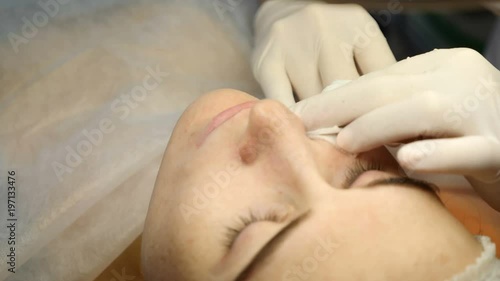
[142,89,483,281]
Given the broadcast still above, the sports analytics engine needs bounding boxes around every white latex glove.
[252,1,396,106]
[293,48,500,211]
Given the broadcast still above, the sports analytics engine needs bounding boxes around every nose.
[237,100,356,198]
[238,100,401,190]
[240,100,357,194]
[247,100,305,144]
[238,100,314,168]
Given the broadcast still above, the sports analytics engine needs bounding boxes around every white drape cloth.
[0,1,262,280]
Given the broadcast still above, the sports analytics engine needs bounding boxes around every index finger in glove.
[292,73,411,130]
[292,49,463,131]
[398,136,500,182]
[257,62,295,107]
[335,91,458,153]
[355,36,397,74]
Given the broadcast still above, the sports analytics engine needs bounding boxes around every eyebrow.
[234,211,310,281]
[233,177,440,280]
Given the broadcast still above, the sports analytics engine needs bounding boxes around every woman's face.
[143,89,478,281]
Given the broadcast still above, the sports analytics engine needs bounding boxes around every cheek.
[321,197,385,241]
[309,141,402,189]
[312,190,410,252]
[310,140,345,184]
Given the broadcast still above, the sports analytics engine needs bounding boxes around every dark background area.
[372,9,497,60]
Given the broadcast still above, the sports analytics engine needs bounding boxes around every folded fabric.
[448,235,500,281]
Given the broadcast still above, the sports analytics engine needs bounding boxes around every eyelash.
[344,160,383,189]
[224,209,287,250]
[222,162,383,249]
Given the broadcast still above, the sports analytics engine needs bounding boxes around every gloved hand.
[293,48,500,211]
[252,1,396,106]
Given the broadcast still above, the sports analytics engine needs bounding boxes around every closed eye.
[343,159,382,189]
[224,208,288,250]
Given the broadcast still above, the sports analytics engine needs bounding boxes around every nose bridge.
[247,100,303,144]
[240,100,354,201]
[238,100,308,165]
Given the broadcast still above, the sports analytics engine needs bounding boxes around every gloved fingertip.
[397,146,428,170]
[322,80,352,93]
[334,144,357,157]
[283,100,296,109]
[283,96,297,108]
[336,129,355,153]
